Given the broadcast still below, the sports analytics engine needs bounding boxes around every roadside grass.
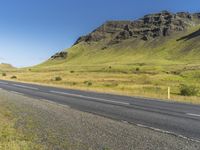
[0,98,45,150]
[1,64,200,104]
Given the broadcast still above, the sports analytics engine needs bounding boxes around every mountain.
[47,11,200,66]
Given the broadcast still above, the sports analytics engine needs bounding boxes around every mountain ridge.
[49,11,200,64]
[74,11,200,45]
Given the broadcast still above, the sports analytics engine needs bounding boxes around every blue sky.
[0,0,200,67]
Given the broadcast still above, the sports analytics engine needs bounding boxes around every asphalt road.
[0,79,200,141]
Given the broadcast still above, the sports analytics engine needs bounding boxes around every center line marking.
[13,84,38,90]
[186,113,200,117]
[50,90,130,105]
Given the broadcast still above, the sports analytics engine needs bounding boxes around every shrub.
[84,81,92,86]
[70,70,74,73]
[71,82,76,85]
[136,67,140,71]
[2,73,6,76]
[180,84,199,96]
[54,76,62,81]
[87,82,92,86]
[101,46,107,50]
[11,76,17,79]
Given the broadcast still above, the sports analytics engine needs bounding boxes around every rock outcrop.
[50,51,67,60]
[74,11,200,45]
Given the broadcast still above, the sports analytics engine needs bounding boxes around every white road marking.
[13,84,38,90]
[50,90,130,105]
[186,113,200,117]
[0,81,8,85]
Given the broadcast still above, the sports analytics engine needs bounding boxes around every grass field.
[0,25,200,104]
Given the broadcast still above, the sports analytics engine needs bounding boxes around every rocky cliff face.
[50,51,67,60]
[74,11,200,45]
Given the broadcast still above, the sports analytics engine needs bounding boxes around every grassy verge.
[0,99,44,150]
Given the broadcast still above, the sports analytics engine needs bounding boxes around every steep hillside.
[43,11,200,68]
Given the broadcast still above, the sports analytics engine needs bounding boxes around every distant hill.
[0,63,15,71]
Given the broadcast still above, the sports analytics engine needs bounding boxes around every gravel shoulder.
[0,89,199,150]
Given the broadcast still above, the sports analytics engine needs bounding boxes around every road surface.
[0,79,199,141]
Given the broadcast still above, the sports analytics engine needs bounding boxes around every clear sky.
[0,0,200,67]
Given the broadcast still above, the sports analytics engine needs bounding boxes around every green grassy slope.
[39,25,200,71]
